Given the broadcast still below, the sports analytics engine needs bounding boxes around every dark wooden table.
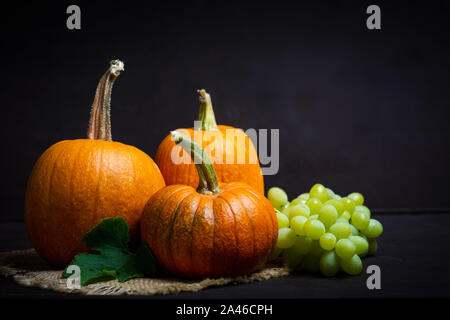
[1,213,449,299]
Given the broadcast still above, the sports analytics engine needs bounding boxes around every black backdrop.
[1,0,449,221]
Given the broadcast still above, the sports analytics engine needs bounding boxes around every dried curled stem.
[87,60,124,141]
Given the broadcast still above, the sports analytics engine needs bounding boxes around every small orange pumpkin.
[141,131,277,278]
[155,90,264,194]
[25,60,166,267]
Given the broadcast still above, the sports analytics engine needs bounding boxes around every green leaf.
[83,217,130,252]
[135,242,157,275]
[61,217,157,285]
[117,242,157,282]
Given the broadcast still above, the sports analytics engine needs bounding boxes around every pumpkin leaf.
[117,242,157,282]
[61,217,157,285]
[82,217,131,253]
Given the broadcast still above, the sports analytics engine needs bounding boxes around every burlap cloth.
[0,249,289,295]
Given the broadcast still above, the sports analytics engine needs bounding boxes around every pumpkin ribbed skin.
[155,126,264,195]
[141,182,277,278]
[25,139,166,267]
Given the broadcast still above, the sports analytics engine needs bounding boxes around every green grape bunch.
[268,184,383,277]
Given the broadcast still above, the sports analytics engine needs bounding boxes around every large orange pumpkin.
[141,131,277,278]
[155,89,264,194]
[25,60,166,267]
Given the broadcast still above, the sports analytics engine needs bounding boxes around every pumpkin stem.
[87,60,124,141]
[171,131,221,195]
[196,89,218,131]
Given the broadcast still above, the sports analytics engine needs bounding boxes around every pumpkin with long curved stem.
[25,60,166,267]
[155,89,264,194]
[141,131,277,278]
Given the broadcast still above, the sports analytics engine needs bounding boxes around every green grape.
[276,211,289,229]
[351,211,370,231]
[293,236,312,255]
[349,235,369,256]
[340,210,351,221]
[282,246,304,269]
[304,219,325,240]
[280,206,290,218]
[324,199,345,215]
[288,198,302,207]
[340,254,363,275]
[291,216,308,236]
[268,187,288,209]
[276,228,296,249]
[336,217,350,224]
[354,205,371,217]
[288,204,310,219]
[281,203,291,217]
[349,224,359,236]
[318,205,338,228]
[310,240,324,256]
[280,203,290,215]
[341,197,356,214]
[306,198,323,214]
[297,193,310,201]
[348,192,364,206]
[335,239,357,259]
[319,233,336,251]
[309,183,328,203]
[332,194,342,200]
[358,233,368,257]
[302,253,320,273]
[320,251,340,277]
[269,246,283,261]
[329,222,351,240]
[325,187,336,200]
[368,238,378,255]
[309,214,319,220]
[362,219,383,238]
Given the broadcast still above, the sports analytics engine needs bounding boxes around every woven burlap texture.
[0,249,289,295]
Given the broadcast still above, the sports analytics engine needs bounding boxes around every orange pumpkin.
[25,60,165,267]
[155,89,264,194]
[141,131,277,278]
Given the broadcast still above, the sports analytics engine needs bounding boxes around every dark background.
[1,0,449,222]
